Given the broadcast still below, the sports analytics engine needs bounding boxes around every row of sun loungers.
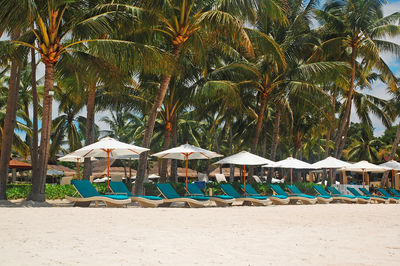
[65,180,400,207]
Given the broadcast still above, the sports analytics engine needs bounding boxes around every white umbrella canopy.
[379,160,400,170]
[311,156,352,169]
[214,151,274,193]
[311,157,352,194]
[69,137,149,187]
[152,144,222,160]
[214,151,275,166]
[341,160,390,188]
[152,144,222,189]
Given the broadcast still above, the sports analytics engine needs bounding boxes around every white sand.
[1,204,399,265]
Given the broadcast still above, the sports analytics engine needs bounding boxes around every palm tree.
[345,124,383,162]
[315,0,400,158]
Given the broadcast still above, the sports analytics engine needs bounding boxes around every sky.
[2,0,400,140]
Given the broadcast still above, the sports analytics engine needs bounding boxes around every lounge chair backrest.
[186,183,205,196]
[328,186,341,195]
[198,173,209,182]
[156,183,181,199]
[71,180,100,197]
[389,188,400,197]
[109,181,133,197]
[215,174,227,183]
[377,188,392,198]
[220,184,241,198]
[240,184,259,196]
[313,185,330,196]
[252,175,262,183]
[286,185,302,194]
[359,187,372,196]
[270,184,288,197]
[347,187,362,197]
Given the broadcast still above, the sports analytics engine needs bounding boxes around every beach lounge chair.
[313,185,357,203]
[156,183,210,208]
[389,188,400,197]
[109,181,163,207]
[215,174,227,183]
[346,187,371,204]
[252,175,263,183]
[185,183,234,207]
[287,185,331,204]
[270,184,317,204]
[326,186,367,204]
[240,184,290,205]
[219,184,271,206]
[376,188,400,203]
[358,188,389,204]
[66,180,131,207]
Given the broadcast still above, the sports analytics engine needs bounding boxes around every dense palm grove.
[0,0,399,201]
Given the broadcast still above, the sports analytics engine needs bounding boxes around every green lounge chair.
[358,187,388,204]
[389,188,400,197]
[109,181,164,207]
[313,185,357,203]
[376,188,400,203]
[239,184,290,205]
[219,184,271,206]
[346,187,371,204]
[270,184,317,204]
[287,185,331,204]
[156,183,210,208]
[185,183,234,207]
[326,186,368,204]
[66,180,131,207]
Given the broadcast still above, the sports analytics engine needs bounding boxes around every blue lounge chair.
[66,180,131,207]
[346,187,371,204]
[389,188,400,197]
[270,184,317,204]
[287,184,332,204]
[156,183,210,208]
[185,183,234,207]
[109,181,163,207]
[314,185,357,203]
[239,184,290,205]
[376,188,400,203]
[219,184,271,206]
[358,187,388,204]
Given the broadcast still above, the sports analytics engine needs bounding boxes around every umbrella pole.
[186,154,188,190]
[290,168,293,193]
[107,150,110,190]
[77,159,80,180]
[362,169,365,190]
[243,165,246,194]
[330,168,333,195]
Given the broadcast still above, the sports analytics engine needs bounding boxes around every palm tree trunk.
[213,127,222,174]
[83,80,96,180]
[28,63,55,202]
[30,48,39,183]
[337,111,351,158]
[381,122,400,187]
[0,34,21,200]
[270,107,281,160]
[170,113,178,182]
[160,126,172,182]
[229,124,234,182]
[335,45,356,158]
[135,47,181,194]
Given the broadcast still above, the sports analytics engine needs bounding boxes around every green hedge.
[5,182,319,199]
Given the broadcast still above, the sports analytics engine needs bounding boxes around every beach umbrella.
[58,154,97,179]
[379,160,400,188]
[266,157,316,192]
[152,144,222,189]
[70,137,149,188]
[341,161,390,189]
[311,157,352,195]
[214,151,274,193]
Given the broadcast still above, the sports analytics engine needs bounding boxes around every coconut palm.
[315,0,400,158]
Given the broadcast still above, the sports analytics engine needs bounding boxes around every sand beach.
[1,204,399,265]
